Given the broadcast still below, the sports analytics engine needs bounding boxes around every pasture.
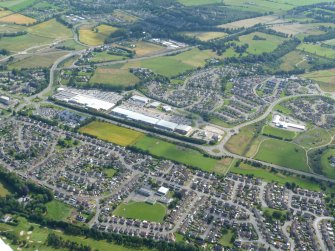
[319,148,335,179]
[79,121,144,146]
[230,162,321,191]
[134,136,218,172]
[0,33,52,52]
[279,50,310,72]
[302,68,335,92]
[132,41,166,57]
[178,0,223,6]
[79,24,118,46]
[28,19,72,39]
[262,125,297,140]
[0,0,37,11]
[255,139,309,172]
[219,15,278,29]
[113,201,167,223]
[237,32,286,55]
[0,13,36,24]
[89,51,125,63]
[90,67,140,87]
[45,200,72,221]
[297,43,335,59]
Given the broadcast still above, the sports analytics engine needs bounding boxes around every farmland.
[0,33,52,52]
[262,125,297,140]
[178,0,223,6]
[219,15,278,29]
[79,121,144,146]
[302,68,335,92]
[90,67,140,87]
[131,41,166,57]
[134,135,218,172]
[79,24,118,46]
[297,43,335,59]
[182,31,227,41]
[27,19,72,39]
[0,0,37,11]
[0,13,36,24]
[255,139,309,172]
[113,201,167,223]
[236,32,286,55]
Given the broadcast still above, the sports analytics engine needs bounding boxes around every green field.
[178,0,223,6]
[262,125,297,140]
[89,51,126,63]
[113,201,166,222]
[302,68,335,92]
[293,128,331,149]
[237,32,286,55]
[0,217,151,251]
[79,24,118,46]
[255,139,309,172]
[230,162,322,191]
[297,43,335,59]
[218,230,234,247]
[0,0,37,11]
[57,39,87,51]
[28,19,72,39]
[0,181,10,197]
[45,200,72,221]
[319,148,335,179]
[0,33,52,52]
[134,135,218,171]
[279,50,311,72]
[90,66,140,87]
[125,48,216,77]
[79,121,144,146]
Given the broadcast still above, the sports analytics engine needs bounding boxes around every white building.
[175,124,192,135]
[162,105,172,112]
[157,186,169,196]
[272,114,305,131]
[131,95,150,104]
[0,238,13,251]
[69,95,115,111]
[0,95,10,105]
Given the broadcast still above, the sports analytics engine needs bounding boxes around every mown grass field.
[0,13,36,24]
[230,162,322,191]
[134,135,218,172]
[237,32,286,55]
[262,125,297,140]
[255,139,309,172]
[113,201,167,222]
[182,31,227,41]
[90,67,140,87]
[297,43,335,59]
[293,128,331,149]
[126,48,215,77]
[0,216,151,251]
[0,0,37,11]
[45,200,72,221]
[302,68,335,92]
[8,51,68,69]
[0,33,52,52]
[79,121,144,146]
[79,24,118,46]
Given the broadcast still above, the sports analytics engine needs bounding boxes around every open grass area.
[89,51,126,63]
[0,13,36,24]
[262,125,297,140]
[132,41,166,57]
[297,43,335,59]
[90,67,140,87]
[79,121,144,146]
[219,15,278,29]
[237,32,286,55]
[293,128,331,149]
[302,68,335,92]
[113,201,166,223]
[56,39,87,51]
[134,135,219,172]
[218,230,234,247]
[45,200,72,221]
[126,48,215,77]
[230,162,322,191]
[273,104,292,115]
[0,33,52,52]
[255,139,309,172]
[178,0,223,6]
[0,181,10,197]
[0,216,151,251]
[79,24,118,46]
[0,0,37,11]
[319,148,335,179]
[182,31,227,41]
[279,50,311,72]
[28,19,72,39]
[8,51,68,69]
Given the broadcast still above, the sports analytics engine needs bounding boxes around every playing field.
[134,136,218,171]
[126,48,215,77]
[237,32,286,55]
[297,43,335,59]
[79,121,144,146]
[262,125,297,140]
[0,13,36,24]
[90,67,140,87]
[255,139,309,172]
[182,31,227,41]
[113,201,166,222]
[45,200,72,221]
[302,68,335,92]
[79,24,118,46]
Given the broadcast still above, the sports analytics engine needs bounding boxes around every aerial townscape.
[0,0,335,251]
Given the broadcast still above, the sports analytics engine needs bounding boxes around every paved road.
[313,216,334,251]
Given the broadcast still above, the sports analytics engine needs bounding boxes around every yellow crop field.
[28,19,72,39]
[0,13,36,24]
[79,24,118,46]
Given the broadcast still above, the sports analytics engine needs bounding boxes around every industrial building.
[131,95,150,104]
[69,94,115,111]
[272,114,306,131]
[111,106,192,135]
[156,186,169,196]
[0,95,10,105]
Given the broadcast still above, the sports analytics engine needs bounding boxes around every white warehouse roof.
[156,120,178,130]
[131,95,150,103]
[176,124,192,132]
[112,107,159,125]
[70,95,115,111]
